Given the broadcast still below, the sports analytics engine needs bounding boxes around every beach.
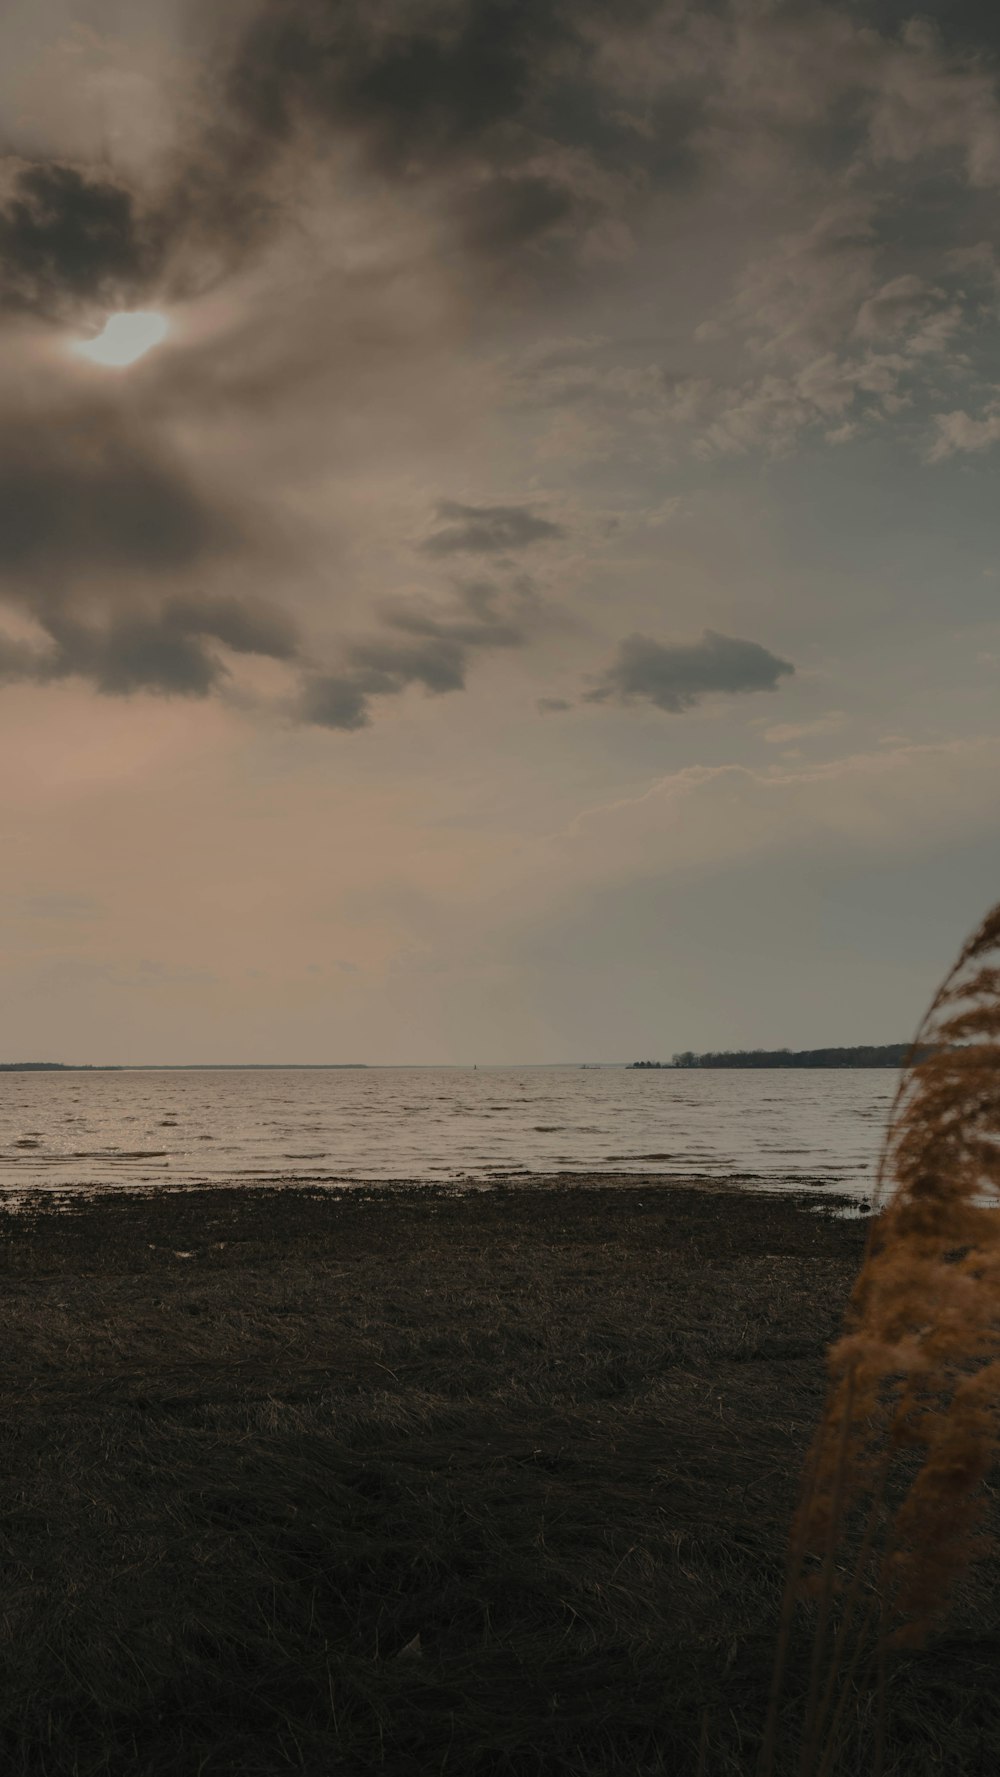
[0,1178,995,1774]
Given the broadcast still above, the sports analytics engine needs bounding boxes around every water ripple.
[0,1066,894,1201]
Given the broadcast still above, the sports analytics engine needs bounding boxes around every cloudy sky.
[2,0,1000,1063]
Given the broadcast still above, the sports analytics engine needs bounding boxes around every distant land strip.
[669,1044,929,1068]
[0,1062,370,1072]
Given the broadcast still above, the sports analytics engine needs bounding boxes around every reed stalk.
[762,902,1000,1775]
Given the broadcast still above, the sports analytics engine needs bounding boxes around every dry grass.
[766,903,1000,1776]
[0,1177,872,1777]
[4,1173,1000,1774]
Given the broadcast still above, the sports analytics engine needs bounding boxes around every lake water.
[0,1067,896,1202]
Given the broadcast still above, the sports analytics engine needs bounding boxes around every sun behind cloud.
[70,311,169,369]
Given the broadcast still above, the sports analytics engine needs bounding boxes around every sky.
[2,0,1000,1063]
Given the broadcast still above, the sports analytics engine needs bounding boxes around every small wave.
[107,1149,170,1160]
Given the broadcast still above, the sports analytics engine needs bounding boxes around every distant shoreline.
[0,1063,370,1073]
[668,1044,922,1069]
[0,1051,916,1071]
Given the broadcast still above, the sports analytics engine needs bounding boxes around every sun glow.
[71,310,169,369]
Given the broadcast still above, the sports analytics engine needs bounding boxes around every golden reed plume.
[761,901,1000,1776]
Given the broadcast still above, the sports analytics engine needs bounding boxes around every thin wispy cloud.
[420,501,565,557]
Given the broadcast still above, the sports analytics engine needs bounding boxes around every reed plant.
[763,901,1000,1776]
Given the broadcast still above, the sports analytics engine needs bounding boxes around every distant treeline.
[0,1062,89,1072]
[672,1045,929,1069]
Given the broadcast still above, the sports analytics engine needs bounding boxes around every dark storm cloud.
[0,4,623,329]
[193,0,700,285]
[586,631,795,713]
[456,175,580,258]
[0,592,300,700]
[0,632,49,686]
[0,160,159,322]
[421,501,566,556]
[166,594,298,661]
[50,611,224,696]
[349,633,469,694]
[0,395,549,719]
[56,593,294,695]
[0,613,222,696]
[0,404,235,574]
[227,0,576,174]
[844,0,1000,55]
[0,398,299,699]
[61,594,299,696]
[71,0,1000,326]
[7,2,995,337]
[296,579,531,729]
[297,673,373,731]
[385,580,527,646]
[3,0,986,738]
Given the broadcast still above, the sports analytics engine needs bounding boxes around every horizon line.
[0,1060,636,1071]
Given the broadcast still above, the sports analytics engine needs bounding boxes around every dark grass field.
[0,1178,997,1775]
